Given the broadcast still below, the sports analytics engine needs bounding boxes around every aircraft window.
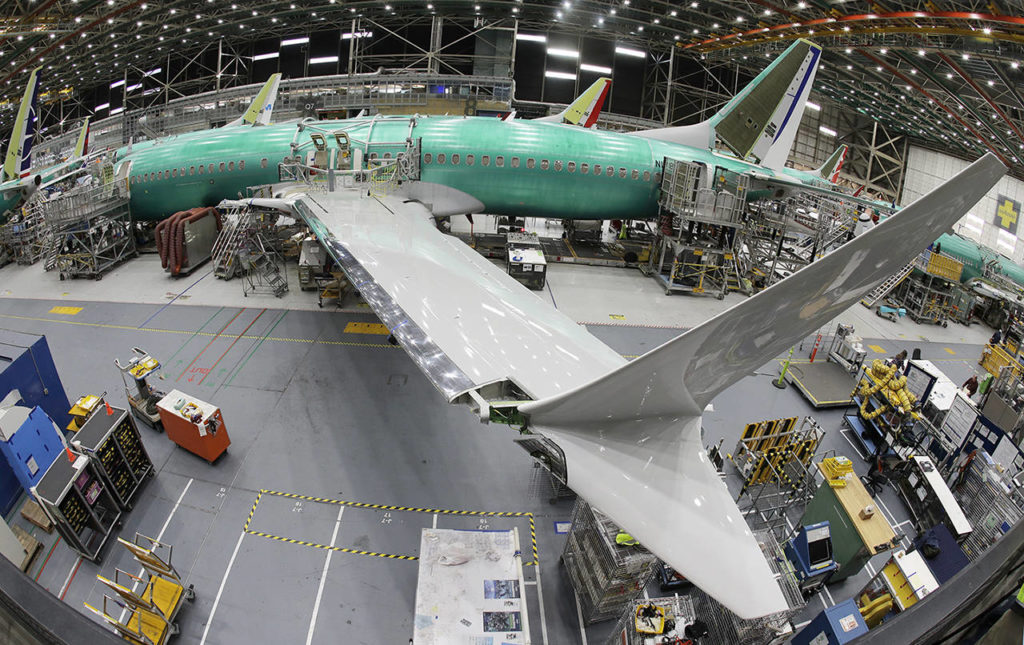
[593,164,601,175]
[496,156,505,167]
[208,164,214,174]
[619,167,627,178]
[527,158,535,169]
[631,169,639,180]
[437,153,446,164]
[189,166,195,176]
[181,167,186,176]
[482,155,490,167]
[383,152,392,159]
[554,160,563,171]
[580,163,588,174]
[158,171,163,180]
[567,161,576,173]
[219,162,226,173]
[228,161,235,172]
[172,168,177,178]
[655,172,662,183]
[643,170,651,182]
[369,152,378,160]
[198,165,204,175]
[541,159,549,170]
[511,157,519,168]
[452,153,460,165]
[606,166,614,177]
[239,160,245,170]
[466,154,475,166]
[423,153,432,164]
[260,158,268,169]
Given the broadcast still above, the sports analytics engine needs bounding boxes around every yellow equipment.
[66,394,104,432]
[821,456,854,488]
[634,603,666,634]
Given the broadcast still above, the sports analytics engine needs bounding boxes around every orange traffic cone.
[105,400,113,416]
[65,446,76,463]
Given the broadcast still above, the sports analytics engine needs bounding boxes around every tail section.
[519,153,1006,619]
[73,118,90,158]
[226,73,281,127]
[816,144,847,183]
[627,39,821,167]
[3,67,41,182]
[535,77,611,127]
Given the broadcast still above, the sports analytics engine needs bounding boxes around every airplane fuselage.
[116,115,794,222]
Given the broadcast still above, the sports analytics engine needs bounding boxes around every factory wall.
[902,146,1024,265]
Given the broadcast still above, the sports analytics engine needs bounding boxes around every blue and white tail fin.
[627,40,821,167]
[226,73,281,127]
[816,144,847,183]
[3,67,41,182]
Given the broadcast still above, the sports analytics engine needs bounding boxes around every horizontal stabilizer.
[520,152,1006,619]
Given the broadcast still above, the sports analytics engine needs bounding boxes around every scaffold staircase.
[211,208,247,278]
[241,234,288,298]
[860,261,914,308]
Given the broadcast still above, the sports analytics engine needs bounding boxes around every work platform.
[786,360,857,408]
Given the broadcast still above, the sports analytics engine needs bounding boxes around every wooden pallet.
[20,499,53,533]
[11,525,41,573]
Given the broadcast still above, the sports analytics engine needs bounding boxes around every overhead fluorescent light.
[94,102,110,111]
[126,83,142,92]
[580,63,612,74]
[110,106,124,115]
[998,228,1016,241]
[280,36,309,47]
[142,88,159,96]
[806,101,821,111]
[309,56,339,64]
[545,70,576,80]
[961,222,983,235]
[109,79,125,88]
[253,52,279,61]
[997,237,1016,251]
[547,47,579,59]
[341,31,372,39]
[516,33,547,43]
[143,67,162,77]
[615,46,646,58]
[818,125,837,137]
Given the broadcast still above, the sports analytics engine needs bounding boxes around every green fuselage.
[116,115,787,222]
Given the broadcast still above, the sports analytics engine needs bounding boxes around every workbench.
[800,463,897,581]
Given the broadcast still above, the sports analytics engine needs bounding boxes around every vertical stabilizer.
[534,77,611,127]
[73,118,90,158]
[816,144,847,183]
[3,67,41,181]
[626,40,821,165]
[226,73,282,127]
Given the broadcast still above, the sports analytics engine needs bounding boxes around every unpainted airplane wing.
[748,168,897,212]
[240,152,1004,620]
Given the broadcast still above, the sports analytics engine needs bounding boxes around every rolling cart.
[115,348,166,431]
[70,405,153,511]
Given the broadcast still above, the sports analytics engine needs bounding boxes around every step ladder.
[860,261,914,308]
[211,209,246,279]
[242,234,288,298]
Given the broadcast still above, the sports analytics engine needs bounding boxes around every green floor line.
[223,310,290,387]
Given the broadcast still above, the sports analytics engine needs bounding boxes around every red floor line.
[34,536,60,581]
[176,308,245,382]
[198,308,267,385]
[59,558,83,600]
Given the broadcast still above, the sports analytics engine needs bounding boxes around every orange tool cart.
[155,390,230,464]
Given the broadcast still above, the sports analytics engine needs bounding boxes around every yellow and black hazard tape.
[247,489,540,566]
[243,490,263,532]
[260,489,531,518]
[245,530,418,561]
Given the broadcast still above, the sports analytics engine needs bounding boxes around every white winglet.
[520,153,1006,619]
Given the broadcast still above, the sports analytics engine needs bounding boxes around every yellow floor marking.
[944,347,956,355]
[609,314,626,320]
[343,321,389,335]
[868,344,886,353]
[48,306,82,315]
